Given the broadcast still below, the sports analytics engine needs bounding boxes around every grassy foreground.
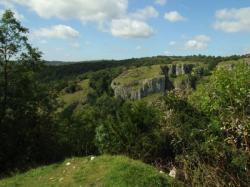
[0,155,179,187]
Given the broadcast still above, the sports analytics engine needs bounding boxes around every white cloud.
[9,0,157,39]
[164,11,186,22]
[155,0,167,6]
[110,6,158,38]
[39,40,48,44]
[111,18,154,38]
[169,41,176,46]
[130,6,159,20]
[70,42,80,48]
[213,7,250,33]
[185,35,211,50]
[12,0,128,24]
[136,45,142,50]
[0,0,14,8]
[33,25,79,39]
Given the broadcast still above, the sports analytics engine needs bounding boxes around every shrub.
[190,63,250,151]
[95,101,173,162]
[182,63,250,186]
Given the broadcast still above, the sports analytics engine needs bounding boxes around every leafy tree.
[0,10,29,117]
[0,10,60,174]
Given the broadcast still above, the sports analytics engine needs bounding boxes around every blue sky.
[0,0,250,61]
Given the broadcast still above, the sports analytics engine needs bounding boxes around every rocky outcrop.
[112,64,195,100]
[112,76,165,100]
[165,64,194,76]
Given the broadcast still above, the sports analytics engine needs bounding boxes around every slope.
[0,155,181,187]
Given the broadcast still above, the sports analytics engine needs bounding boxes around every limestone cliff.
[111,64,195,100]
[112,76,165,100]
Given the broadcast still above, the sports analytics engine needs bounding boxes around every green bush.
[190,63,250,151]
[58,104,99,157]
[95,101,173,162]
[182,63,250,186]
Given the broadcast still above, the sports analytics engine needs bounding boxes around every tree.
[0,10,60,174]
[0,10,27,117]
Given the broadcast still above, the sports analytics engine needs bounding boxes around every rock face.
[112,76,165,100]
[112,64,194,100]
[166,64,194,76]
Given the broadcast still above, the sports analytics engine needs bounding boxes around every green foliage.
[87,68,122,104]
[179,63,250,186]
[160,91,209,154]
[60,104,99,156]
[89,69,115,96]
[0,10,61,174]
[60,79,89,109]
[190,63,250,150]
[64,81,82,93]
[95,100,173,162]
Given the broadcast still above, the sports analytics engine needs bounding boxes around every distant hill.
[40,55,227,81]
[0,155,180,187]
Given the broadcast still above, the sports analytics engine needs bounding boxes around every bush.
[190,63,250,151]
[181,63,250,186]
[58,104,99,157]
[64,82,82,93]
[160,92,209,155]
[95,101,173,162]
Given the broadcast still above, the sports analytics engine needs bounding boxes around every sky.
[0,0,250,61]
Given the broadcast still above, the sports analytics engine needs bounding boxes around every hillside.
[60,79,90,108]
[0,155,180,187]
[39,55,226,81]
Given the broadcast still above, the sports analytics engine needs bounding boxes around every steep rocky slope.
[111,63,199,100]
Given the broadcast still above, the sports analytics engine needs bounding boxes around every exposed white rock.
[65,162,71,166]
[90,156,95,161]
[112,76,165,100]
[111,64,195,100]
[169,167,177,178]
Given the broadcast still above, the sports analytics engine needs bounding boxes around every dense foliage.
[0,10,62,174]
[95,98,172,162]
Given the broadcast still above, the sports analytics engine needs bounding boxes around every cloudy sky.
[0,0,250,61]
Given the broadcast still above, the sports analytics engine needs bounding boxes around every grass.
[112,65,163,88]
[60,79,89,107]
[0,155,180,187]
